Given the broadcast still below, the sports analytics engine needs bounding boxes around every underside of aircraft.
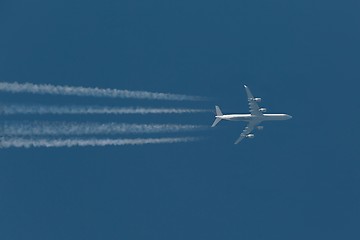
[211,85,292,144]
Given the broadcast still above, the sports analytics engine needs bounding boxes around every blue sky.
[0,0,359,239]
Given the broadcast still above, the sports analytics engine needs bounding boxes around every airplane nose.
[288,115,292,119]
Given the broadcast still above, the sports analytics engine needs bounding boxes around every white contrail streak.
[0,104,210,115]
[1,122,207,136]
[0,82,206,101]
[0,137,199,148]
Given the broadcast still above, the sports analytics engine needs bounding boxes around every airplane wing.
[234,120,259,144]
[244,85,262,116]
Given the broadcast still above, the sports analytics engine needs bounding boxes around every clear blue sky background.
[1,0,359,239]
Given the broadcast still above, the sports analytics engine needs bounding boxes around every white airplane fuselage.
[216,113,292,122]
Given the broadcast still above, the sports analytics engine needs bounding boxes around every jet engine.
[259,108,267,113]
[246,134,255,139]
[253,98,262,102]
[257,126,264,130]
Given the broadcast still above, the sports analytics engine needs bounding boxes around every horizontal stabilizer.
[211,118,221,127]
[215,106,223,116]
[212,105,223,127]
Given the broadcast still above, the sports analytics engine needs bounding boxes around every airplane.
[211,85,292,144]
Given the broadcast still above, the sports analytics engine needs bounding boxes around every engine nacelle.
[259,108,267,113]
[257,126,264,130]
[246,134,255,139]
[253,98,262,102]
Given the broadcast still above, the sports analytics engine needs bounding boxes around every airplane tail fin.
[215,105,223,116]
[211,106,223,127]
[211,118,221,127]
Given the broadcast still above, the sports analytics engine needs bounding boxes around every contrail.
[0,137,199,148]
[0,104,210,115]
[1,122,207,136]
[0,82,206,101]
